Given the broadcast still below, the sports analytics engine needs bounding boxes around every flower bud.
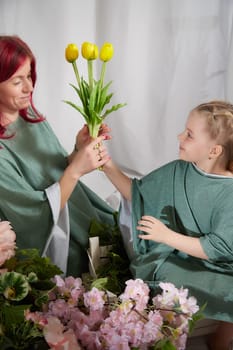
[81,42,98,60]
[100,43,114,62]
[65,43,79,63]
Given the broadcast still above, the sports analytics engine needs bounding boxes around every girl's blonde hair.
[194,100,233,172]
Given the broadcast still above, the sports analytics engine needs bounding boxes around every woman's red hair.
[0,35,44,138]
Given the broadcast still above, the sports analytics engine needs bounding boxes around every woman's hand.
[70,135,110,177]
[137,215,171,243]
[75,123,111,150]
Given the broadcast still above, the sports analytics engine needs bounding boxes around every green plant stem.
[100,61,107,89]
[88,60,94,92]
[72,61,81,88]
[88,122,101,138]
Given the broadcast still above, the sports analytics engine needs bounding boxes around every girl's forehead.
[187,111,205,125]
[186,111,209,133]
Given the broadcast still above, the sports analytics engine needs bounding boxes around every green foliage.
[4,248,62,280]
[0,319,45,350]
[0,249,62,349]
[188,302,206,334]
[150,339,177,350]
[88,213,132,294]
[64,74,126,137]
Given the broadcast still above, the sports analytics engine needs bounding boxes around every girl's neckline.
[191,162,233,179]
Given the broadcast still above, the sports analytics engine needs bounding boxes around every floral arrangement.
[0,219,202,350]
[26,277,200,350]
[64,41,126,138]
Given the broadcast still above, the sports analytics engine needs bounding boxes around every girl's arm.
[103,159,132,201]
[137,215,208,259]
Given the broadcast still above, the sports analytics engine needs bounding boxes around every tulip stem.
[72,61,81,88]
[100,61,107,89]
[88,122,101,138]
[88,60,94,92]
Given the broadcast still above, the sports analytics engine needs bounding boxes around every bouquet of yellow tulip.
[64,41,126,138]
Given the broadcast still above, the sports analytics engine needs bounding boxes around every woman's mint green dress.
[0,115,114,277]
[120,160,233,322]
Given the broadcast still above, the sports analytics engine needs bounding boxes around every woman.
[0,35,114,277]
[103,101,233,349]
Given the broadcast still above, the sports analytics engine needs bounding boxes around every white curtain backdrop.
[1,0,233,202]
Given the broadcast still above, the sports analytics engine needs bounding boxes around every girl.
[103,101,233,350]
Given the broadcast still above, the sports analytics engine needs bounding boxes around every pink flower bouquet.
[0,218,201,350]
[25,276,200,350]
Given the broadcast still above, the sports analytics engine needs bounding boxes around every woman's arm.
[59,135,109,209]
[137,215,208,259]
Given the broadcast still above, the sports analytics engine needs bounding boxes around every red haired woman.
[0,35,114,277]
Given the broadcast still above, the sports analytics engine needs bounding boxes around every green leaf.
[63,100,90,122]
[97,81,112,112]
[91,277,109,291]
[1,304,30,326]
[0,272,30,301]
[102,102,127,118]
[150,339,177,350]
[4,249,62,280]
[188,302,206,334]
[89,82,99,112]
[0,320,44,350]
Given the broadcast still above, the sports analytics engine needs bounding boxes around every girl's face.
[178,111,217,167]
[0,57,33,117]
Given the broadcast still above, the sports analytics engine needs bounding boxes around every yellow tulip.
[65,43,79,63]
[81,42,98,60]
[100,43,114,62]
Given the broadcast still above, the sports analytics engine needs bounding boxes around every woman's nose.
[22,79,33,92]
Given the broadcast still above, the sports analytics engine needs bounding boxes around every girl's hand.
[137,215,171,243]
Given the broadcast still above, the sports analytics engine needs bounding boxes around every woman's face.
[178,111,217,166]
[0,57,33,117]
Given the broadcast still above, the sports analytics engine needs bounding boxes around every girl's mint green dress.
[0,115,114,277]
[120,160,233,322]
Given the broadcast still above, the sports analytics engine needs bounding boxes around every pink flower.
[24,310,48,327]
[48,299,68,318]
[119,279,150,311]
[53,275,84,304]
[83,287,105,311]
[44,317,81,350]
[0,221,16,266]
[153,282,199,316]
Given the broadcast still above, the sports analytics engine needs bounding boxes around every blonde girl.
[103,101,233,350]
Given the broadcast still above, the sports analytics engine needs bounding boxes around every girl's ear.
[209,144,223,158]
